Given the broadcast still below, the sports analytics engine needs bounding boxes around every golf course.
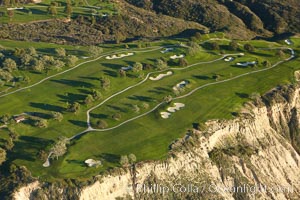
[0,34,299,181]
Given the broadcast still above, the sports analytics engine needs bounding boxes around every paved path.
[70,47,295,140]
[38,40,296,166]
[0,46,163,98]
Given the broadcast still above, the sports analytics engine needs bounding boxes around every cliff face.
[13,84,300,199]
[79,84,300,200]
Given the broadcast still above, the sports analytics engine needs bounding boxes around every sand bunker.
[43,159,50,167]
[161,48,174,53]
[224,57,234,62]
[173,80,189,91]
[150,71,173,81]
[7,7,24,10]
[106,53,134,60]
[285,39,292,45]
[161,103,185,119]
[236,61,257,67]
[121,66,133,71]
[170,55,185,59]
[85,159,102,167]
[160,112,171,119]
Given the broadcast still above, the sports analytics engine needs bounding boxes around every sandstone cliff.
[13,84,300,200]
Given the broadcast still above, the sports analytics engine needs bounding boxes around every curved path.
[0,46,165,98]
[38,41,295,166]
[74,47,295,137]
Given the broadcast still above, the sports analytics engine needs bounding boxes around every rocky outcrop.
[13,181,40,200]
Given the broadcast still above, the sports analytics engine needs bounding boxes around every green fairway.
[0,0,117,23]
[0,35,299,181]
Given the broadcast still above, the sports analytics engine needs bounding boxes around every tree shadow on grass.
[57,93,86,103]
[97,153,120,164]
[79,76,99,81]
[30,102,65,112]
[69,120,87,128]
[107,105,127,113]
[102,63,122,70]
[148,86,171,95]
[103,69,118,77]
[193,75,212,80]
[66,159,86,167]
[77,88,92,95]
[51,79,95,88]
[90,113,109,119]
[36,47,55,55]
[127,95,153,102]
[10,136,53,162]
[235,92,249,99]
[26,111,52,119]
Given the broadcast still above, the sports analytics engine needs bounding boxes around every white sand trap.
[173,81,189,91]
[160,112,171,119]
[163,103,185,118]
[174,103,185,109]
[7,7,24,10]
[85,159,102,167]
[239,53,245,56]
[285,39,292,45]
[43,159,50,167]
[161,48,174,53]
[236,61,257,67]
[150,71,173,81]
[224,57,235,62]
[121,66,133,71]
[170,54,185,59]
[105,53,134,60]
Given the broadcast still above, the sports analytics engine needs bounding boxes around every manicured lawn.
[0,35,299,181]
[0,1,117,23]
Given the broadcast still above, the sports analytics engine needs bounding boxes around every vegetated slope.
[12,84,300,199]
[126,0,300,38]
[0,1,206,45]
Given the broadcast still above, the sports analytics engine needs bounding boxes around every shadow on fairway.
[51,79,95,88]
[98,153,120,164]
[127,95,154,102]
[30,102,65,112]
[25,111,52,119]
[90,113,109,119]
[235,92,249,99]
[193,75,212,80]
[11,136,53,162]
[102,63,122,70]
[57,93,86,103]
[69,120,87,128]
[77,88,92,95]
[103,69,118,77]
[79,76,99,81]
[107,104,127,113]
[66,159,86,167]
[148,87,171,95]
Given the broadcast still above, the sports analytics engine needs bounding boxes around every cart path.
[0,46,165,98]
[69,47,295,140]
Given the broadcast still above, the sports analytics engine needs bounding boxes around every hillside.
[0,0,207,45]
[126,0,300,39]
[0,0,299,44]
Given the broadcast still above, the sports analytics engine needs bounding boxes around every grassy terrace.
[0,35,299,181]
[0,0,117,23]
